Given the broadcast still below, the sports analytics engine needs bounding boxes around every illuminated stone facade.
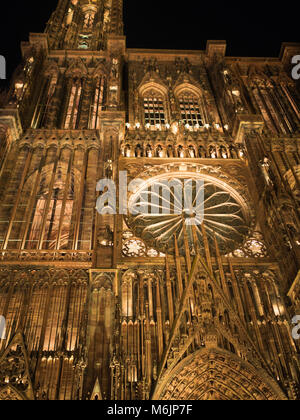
[0,0,299,400]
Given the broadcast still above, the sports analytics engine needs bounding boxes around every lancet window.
[178,91,204,127]
[252,78,299,134]
[143,89,166,127]
[89,77,106,129]
[26,164,74,250]
[64,78,83,129]
[33,73,58,128]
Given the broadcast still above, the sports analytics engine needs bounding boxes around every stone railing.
[0,250,93,263]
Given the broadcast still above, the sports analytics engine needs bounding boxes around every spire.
[45,0,124,50]
[109,0,124,36]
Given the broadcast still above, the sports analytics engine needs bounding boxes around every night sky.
[0,0,299,89]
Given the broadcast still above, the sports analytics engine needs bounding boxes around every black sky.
[0,0,299,89]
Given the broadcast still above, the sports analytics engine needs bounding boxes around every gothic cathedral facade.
[0,0,299,400]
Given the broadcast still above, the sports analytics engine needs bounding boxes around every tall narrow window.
[65,79,82,129]
[263,89,289,133]
[281,84,300,119]
[252,88,276,134]
[27,167,74,250]
[252,80,291,135]
[143,90,166,127]
[28,195,73,249]
[35,74,58,128]
[179,92,203,126]
[89,77,106,129]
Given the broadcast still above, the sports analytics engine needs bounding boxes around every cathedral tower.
[0,1,299,400]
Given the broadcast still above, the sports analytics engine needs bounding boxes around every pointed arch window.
[251,79,295,135]
[252,87,278,134]
[32,73,58,129]
[89,77,106,129]
[178,91,204,127]
[143,90,166,127]
[282,84,300,118]
[26,163,75,250]
[64,78,83,129]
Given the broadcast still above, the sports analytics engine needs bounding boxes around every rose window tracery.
[122,231,165,258]
[126,174,252,256]
[228,232,268,258]
[122,238,146,257]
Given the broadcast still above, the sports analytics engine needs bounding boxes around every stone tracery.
[155,348,287,400]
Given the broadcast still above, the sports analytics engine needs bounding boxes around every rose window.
[126,175,251,256]
[122,239,146,257]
